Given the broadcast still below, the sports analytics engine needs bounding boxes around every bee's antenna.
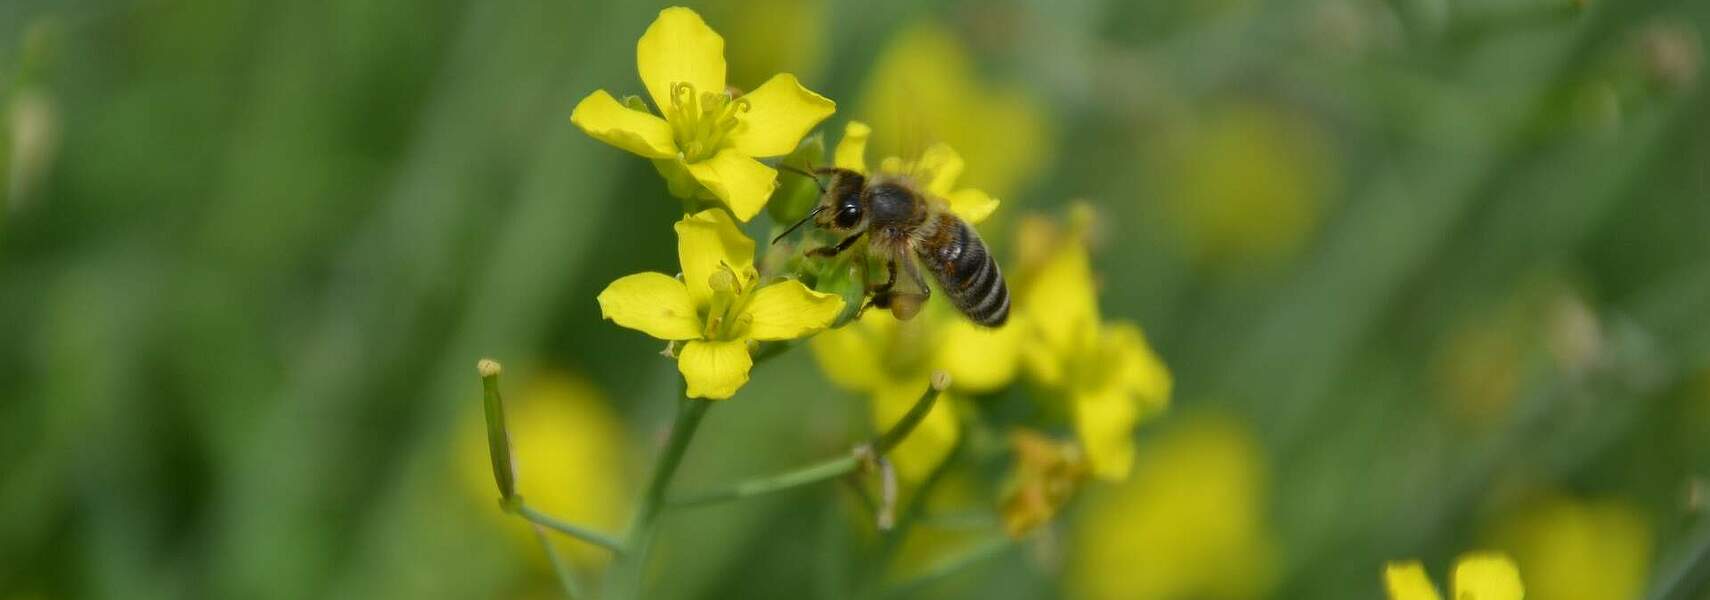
[773,206,827,244]
[777,163,827,193]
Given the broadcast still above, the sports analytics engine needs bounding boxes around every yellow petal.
[675,209,756,308]
[915,143,965,196]
[728,73,836,158]
[636,7,726,114]
[1452,553,1523,600]
[1102,321,1172,415]
[809,317,888,393]
[678,339,752,400]
[596,272,703,340]
[1021,235,1100,370]
[934,313,1021,393]
[740,279,844,341]
[874,378,958,481]
[1385,561,1445,600]
[1020,339,1065,388]
[685,150,777,222]
[834,121,871,173]
[1074,386,1138,481]
[946,188,998,224]
[570,90,678,159]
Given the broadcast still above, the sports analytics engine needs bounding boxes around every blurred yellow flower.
[598,209,843,399]
[1070,414,1276,600]
[1385,553,1524,600]
[457,370,631,568]
[810,304,1021,481]
[705,0,825,85]
[1486,494,1651,600]
[570,7,835,221]
[1018,207,1171,480]
[833,120,999,223]
[856,23,1048,200]
[1153,102,1336,268]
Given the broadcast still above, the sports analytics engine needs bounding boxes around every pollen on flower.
[666,81,751,163]
[708,265,741,293]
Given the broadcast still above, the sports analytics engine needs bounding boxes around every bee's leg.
[870,260,898,295]
[808,232,865,258]
[857,260,898,319]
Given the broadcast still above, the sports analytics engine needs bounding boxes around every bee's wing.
[880,80,943,188]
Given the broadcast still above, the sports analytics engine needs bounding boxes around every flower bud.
[477,359,519,508]
[767,133,825,224]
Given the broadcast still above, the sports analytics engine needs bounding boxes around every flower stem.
[516,503,626,554]
[477,359,622,597]
[670,454,859,508]
[667,373,946,509]
[611,393,711,597]
[1645,517,1710,600]
[530,524,587,600]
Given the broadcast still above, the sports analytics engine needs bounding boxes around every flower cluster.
[571,4,1171,558]
[574,7,845,398]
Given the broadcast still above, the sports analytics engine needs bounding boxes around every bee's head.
[817,168,867,232]
[772,166,866,245]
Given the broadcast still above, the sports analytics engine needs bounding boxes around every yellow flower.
[569,7,836,221]
[832,120,999,223]
[598,209,843,399]
[1485,494,1651,600]
[1018,207,1171,480]
[1386,553,1524,600]
[810,306,1021,481]
[1070,414,1276,600]
[457,369,631,568]
[855,23,1048,201]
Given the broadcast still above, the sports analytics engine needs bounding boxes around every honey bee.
[775,165,1010,327]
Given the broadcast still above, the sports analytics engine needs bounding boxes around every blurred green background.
[3,0,1709,598]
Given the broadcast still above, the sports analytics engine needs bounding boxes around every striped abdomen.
[919,215,1009,326]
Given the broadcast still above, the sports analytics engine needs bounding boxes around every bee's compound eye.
[834,206,861,228]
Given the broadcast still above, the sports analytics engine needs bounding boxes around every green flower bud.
[767,133,825,224]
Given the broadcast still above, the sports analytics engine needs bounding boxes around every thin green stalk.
[517,503,626,554]
[1645,518,1710,600]
[672,454,859,508]
[478,360,627,552]
[610,392,711,598]
[877,434,962,555]
[531,525,586,600]
[667,373,946,509]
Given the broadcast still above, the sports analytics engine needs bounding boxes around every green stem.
[1645,518,1710,600]
[530,524,586,600]
[672,455,860,508]
[516,503,626,554]
[667,376,944,509]
[611,394,711,597]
